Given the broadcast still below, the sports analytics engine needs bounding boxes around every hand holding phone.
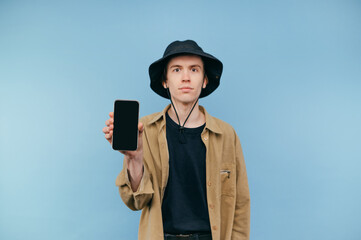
[103,100,144,191]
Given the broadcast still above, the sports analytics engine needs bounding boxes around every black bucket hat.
[149,40,223,99]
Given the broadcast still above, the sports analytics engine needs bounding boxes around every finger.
[105,118,114,126]
[138,122,144,133]
[105,130,113,139]
[102,126,109,134]
[137,123,144,150]
[109,112,114,118]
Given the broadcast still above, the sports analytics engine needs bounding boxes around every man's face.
[163,55,207,105]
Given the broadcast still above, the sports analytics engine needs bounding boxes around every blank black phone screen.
[112,100,139,151]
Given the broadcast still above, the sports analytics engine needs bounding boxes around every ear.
[162,81,168,89]
[202,75,208,89]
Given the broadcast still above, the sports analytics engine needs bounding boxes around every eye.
[191,68,199,72]
[173,68,180,72]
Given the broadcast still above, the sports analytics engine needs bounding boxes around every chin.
[175,96,199,105]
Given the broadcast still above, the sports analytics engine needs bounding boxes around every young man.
[103,40,250,240]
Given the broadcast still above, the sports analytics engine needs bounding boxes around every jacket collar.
[147,104,223,134]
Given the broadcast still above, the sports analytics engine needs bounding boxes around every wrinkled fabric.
[116,105,250,240]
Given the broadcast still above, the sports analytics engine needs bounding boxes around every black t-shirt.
[161,112,211,234]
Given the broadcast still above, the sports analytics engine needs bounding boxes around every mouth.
[179,87,193,93]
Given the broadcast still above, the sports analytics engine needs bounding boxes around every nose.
[182,69,190,82]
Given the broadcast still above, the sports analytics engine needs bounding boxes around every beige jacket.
[116,105,250,240]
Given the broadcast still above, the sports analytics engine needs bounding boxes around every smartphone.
[112,100,139,151]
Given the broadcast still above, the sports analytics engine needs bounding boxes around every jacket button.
[209,203,215,209]
[203,136,208,141]
[207,181,211,187]
[212,225,217,231]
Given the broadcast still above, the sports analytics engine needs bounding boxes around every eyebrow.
[169,64,182,69]
[169,64,202,69]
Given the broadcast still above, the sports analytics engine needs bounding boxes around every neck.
[167,100,205,128]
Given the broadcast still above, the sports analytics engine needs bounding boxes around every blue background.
[1,0,360,239]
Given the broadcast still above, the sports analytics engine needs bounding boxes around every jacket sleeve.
[232,133,251,239]
[115,126,154,211]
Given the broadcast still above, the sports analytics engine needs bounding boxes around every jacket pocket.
[220,164,236,197]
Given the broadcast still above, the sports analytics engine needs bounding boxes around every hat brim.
[149,50,223,99]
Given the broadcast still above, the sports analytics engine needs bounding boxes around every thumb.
[138,122,144,134]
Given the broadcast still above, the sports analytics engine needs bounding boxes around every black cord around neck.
[166,88,199,131]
